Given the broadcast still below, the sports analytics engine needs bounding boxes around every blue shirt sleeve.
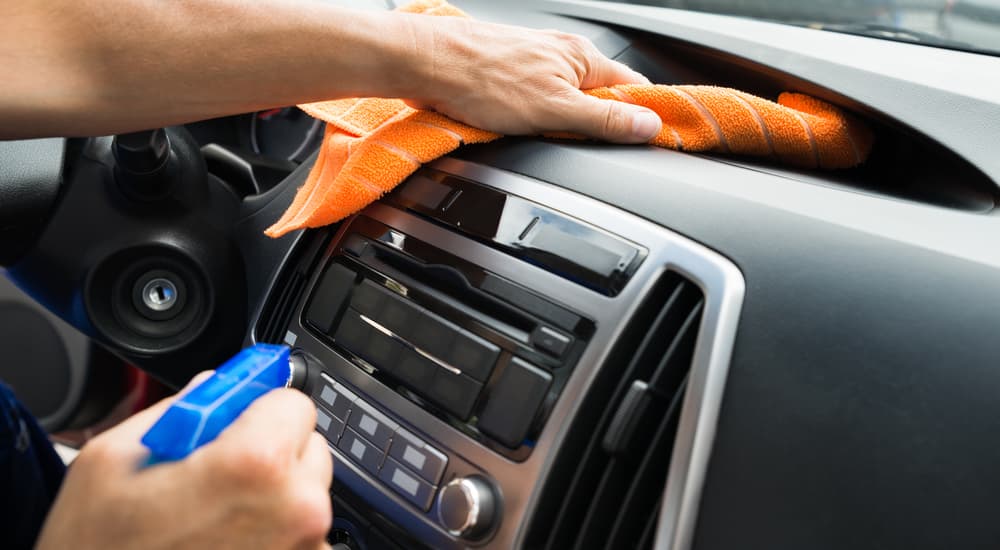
[0,382,66,549]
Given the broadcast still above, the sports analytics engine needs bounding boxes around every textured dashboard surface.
[245,1,1000,548]
[444,2,1000,548]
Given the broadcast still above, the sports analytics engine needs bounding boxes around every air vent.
[525,271,704,550]
[255,233,329,344]
[256,270,306,344]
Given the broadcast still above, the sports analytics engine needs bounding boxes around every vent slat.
[606,377,688,547]
[638,501,662,550]
[546,278,688,547]
[528,270,706,550]
[258,271,305,344]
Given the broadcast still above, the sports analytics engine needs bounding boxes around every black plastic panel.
[300,214,594,458]
[384,170,647,296]
[457,139,1000,550]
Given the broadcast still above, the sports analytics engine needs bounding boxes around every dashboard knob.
[437,476,497,539]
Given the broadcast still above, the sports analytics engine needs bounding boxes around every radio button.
[379,456,436,512]
[447,329,500,382]
[530,325,573,358]
[389,349,436,389]
[338,428,384,476]
[478,358,552,448]
[305,263,356,334]
[350,280,388,319]
[314,374,356,421]
[315,406,346,444]
[428,369,482,421]
[389,428,448,485]
[347,399,398,451]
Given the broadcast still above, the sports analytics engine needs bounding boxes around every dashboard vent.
[255,233,329,344]
[525,271,704,550]
[256,270,306,344]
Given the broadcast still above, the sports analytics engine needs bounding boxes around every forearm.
[0,0,429,138]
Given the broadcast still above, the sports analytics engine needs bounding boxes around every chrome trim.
[438,478,480,537]
[358,313,464,376]
[428,158,746,550]
[258,155,745,549]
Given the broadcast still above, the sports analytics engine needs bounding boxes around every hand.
[402,16,662,143]
[35,373,333,550]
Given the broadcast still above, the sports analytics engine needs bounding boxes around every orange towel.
[265,0,872,238]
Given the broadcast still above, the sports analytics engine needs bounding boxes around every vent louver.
[255,233,329,345]
[257,270,306,345]
[526,271,704,550]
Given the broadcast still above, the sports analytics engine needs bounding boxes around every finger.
[402,98,433,111]
[563,94,662,144]
[299,432,333,491]
[213,388,317,458]
[583,57,652,89]
[100,370,216,444]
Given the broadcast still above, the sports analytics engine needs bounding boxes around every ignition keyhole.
[142,278,179,312]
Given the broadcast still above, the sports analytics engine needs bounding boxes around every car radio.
[259,159,742,549]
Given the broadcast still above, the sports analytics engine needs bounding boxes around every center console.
[253,157,744,549]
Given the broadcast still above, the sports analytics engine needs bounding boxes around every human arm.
[0,0,660,142]
[34,373,333,550]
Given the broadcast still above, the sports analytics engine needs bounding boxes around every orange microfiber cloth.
[265,0,872,238]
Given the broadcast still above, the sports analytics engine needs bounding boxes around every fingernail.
[632,110,661,141]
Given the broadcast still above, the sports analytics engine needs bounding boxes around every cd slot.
[364,240,536,335]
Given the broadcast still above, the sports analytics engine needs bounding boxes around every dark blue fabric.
[0,383,65,549]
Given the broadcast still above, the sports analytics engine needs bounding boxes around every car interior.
[2,0,999,548]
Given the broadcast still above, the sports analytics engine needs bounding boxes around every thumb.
[570,95,662,144]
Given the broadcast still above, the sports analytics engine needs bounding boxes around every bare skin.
[0,0,661,141]
[36,373,335,550]
[13,2,662,547]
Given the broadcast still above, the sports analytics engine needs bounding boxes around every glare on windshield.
[611,0,1000,55]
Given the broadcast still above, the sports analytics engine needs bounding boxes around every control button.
[530,325,573,358]
[287,353,310,391]
[410,310,499,382]
[379,456,437,511]
[427,369,482,421]
[477,358,552,448]
[334,309,405,370]
[340,234,368,257]
[437,476,497,538]
[391,349,437,390]
[305,263,356,334]
[349,280,388,319]
[346,399,398,451]
[409,310,456,360]
[393,174,454,211]
[338,428,384,476]
[348,281,422,341]
[446,329,500,382]
[316,406,346,444]
[314,374,356,421]
[481,273,583,332]
[389,428,448,485]
[375,292,422,341]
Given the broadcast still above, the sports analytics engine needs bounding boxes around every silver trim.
[263,156,745,549]
[430,158,746,550]
[438,477,481,537]
[358,314,464,376]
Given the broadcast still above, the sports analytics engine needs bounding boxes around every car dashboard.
[3,0,1000,549]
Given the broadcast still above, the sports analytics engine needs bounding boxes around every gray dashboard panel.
[458,138,1000,549]
[238,2,1000,548]
[266,160,745,549]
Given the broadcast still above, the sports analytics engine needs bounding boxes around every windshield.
[606,0,1000,56]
